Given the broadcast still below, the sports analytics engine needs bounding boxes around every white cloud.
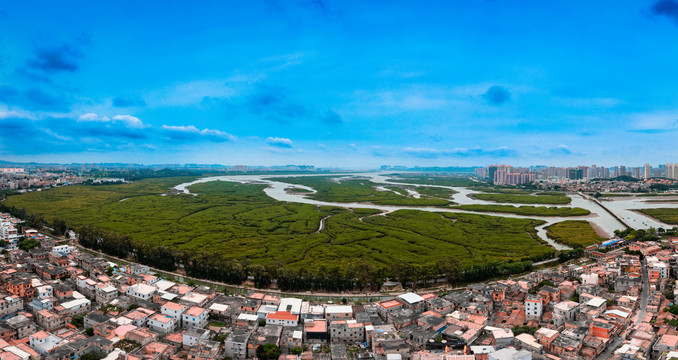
[161,124,236,141]
[0,107,34,120]
[112,115,144,128]
[78,113,145,128]
[266,136,293,148]
[78,113,105,121]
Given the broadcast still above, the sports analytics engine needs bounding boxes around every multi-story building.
[553,301,579,326]
[266,311,299,327]
[147,314,177,335]
[525,294,542,321]
[329,320,365,343]
[182,306,208,329]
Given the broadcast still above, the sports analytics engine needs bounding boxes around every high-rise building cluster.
[479,165,538,185]
[477,163,678,183]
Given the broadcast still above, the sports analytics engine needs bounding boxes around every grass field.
[601,193,632,197]
[545,220,605,248]
[276,176,454,206]
[473,193,571,204]
[452,205,590,217]
[412,186,457,199]
[3,178,554,273]
[637,208,678,224]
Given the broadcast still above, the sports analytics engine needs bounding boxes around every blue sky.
[1,1,678,168]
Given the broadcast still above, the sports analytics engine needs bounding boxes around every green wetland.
[3,177,557,286]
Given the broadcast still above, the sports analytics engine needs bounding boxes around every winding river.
[173,173,678,251]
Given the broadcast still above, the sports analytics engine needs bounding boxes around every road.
[598,259,649,360]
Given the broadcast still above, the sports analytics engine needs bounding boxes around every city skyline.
[2,1,678,167]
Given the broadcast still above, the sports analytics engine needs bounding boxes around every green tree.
[256,344,282,360]
[81,353,106,360]
[71,314,85,328]
[437,257,461,284]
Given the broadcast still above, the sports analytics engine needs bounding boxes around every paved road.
[598,258,649,360]
[635,259,650,323]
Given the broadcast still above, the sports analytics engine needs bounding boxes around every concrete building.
[182,306,208,329]
[147,314,177,334]
[525,294,542,321]
[266,311,299,327]
[325,305,353,320]
[553,301,579,326]
[125,283,156,301]
[488,348,532,360]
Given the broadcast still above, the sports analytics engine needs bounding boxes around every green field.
[545,220,605,248]
[452,205,590,217]
[601,193,632,197]
[2,178,554,281]
[637,208,678,224]
[406,186,457,199]
[473,193,571,204]
[274,176,454,206]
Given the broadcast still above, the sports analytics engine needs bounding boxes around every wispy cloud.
[629,112,678,133]
[266,136,293,148]
[78,113,145,128]
[161,125,236,142]
[112,95,146,108]
[402,146,516,158]
[548,145,573,156]
[150,80,237,107]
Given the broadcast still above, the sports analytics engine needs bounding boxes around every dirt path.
[315,215,332,233]
[358,211,391,222]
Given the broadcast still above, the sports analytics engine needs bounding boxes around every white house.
[51,245,75,255]
[60,298,91,316]
[29,331,62,355]
[488,348,531,360]
[182,306,208,329]
[325,305,353,320]
[183,328,211,347]
[266,311,299,327]
[125,283,156,301]
[525,294,542,321]
[148,313,177,334]
[161,301,187,324]
[278,297,303,315]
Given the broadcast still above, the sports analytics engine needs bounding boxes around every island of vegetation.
[545,220,605,248]
[451,205,590,217]
[472,193,572,205]
[637,208,678,225]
